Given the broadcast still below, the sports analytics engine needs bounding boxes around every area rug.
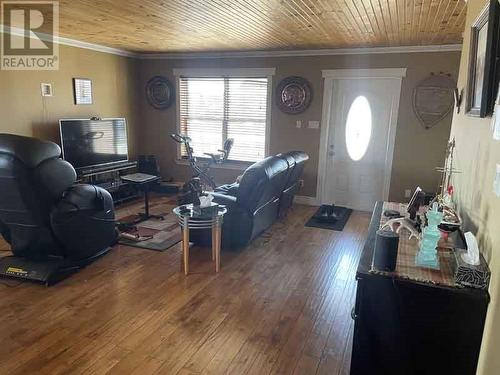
[118,212,182,251]
[305,205,353,231]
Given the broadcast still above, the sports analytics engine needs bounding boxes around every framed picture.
[466,0,500,117]
[73,78,93,105]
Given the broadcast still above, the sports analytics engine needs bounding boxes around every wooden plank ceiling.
[58,0,467,53]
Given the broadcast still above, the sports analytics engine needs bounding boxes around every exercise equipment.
[170,133,233,204]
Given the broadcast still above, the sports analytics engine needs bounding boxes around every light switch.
[493,86,500,140]
[308,120,320,129]
[493,109,500,140]
[40,83,53,97]
[296,120,302,128]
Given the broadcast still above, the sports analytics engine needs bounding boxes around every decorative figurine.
[381,217,421,241]
[435,138,461,201]
[416,203,443,269]
[432,138,462,230]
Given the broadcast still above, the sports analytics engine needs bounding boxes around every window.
[177,70,273,163]
[345,96,372,161]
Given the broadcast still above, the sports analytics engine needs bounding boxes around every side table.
[121,173,163,223]
[173,204,227,275]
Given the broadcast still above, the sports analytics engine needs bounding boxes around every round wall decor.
[146,76,175,110]
[276,76,312,114]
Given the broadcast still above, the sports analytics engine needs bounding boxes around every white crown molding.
[322,68,407,79]
[1,25,461,59]
[1,25,138,58]
[55,35,137,57]
[140,44,462,60]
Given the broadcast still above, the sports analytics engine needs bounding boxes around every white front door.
[320,72,404,211]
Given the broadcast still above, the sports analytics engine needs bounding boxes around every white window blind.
[179,76,268,162]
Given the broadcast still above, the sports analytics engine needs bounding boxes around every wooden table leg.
[182,217,189,275]
[215,222,221,273]
[211,226,216,261]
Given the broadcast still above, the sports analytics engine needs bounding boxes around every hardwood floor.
[0,196,371,374]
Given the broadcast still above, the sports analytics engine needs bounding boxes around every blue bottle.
[416,203,443,270]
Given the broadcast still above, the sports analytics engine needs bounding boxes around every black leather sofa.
[209,151,309,249]
[0,134,117,284]
[277,151,309,218]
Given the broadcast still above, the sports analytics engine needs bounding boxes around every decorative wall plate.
[276,76,312,114]
[146,76,175,110]
[413,73,455,129]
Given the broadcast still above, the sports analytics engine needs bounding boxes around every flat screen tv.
[59,118,128,170]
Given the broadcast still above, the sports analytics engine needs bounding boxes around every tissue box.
[452,249,491,289]
[192,202,219,217]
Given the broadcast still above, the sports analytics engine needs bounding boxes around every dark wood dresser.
[350,201,489,375]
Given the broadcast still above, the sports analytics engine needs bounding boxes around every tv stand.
[78,161,138,178]
[77,161,141,205]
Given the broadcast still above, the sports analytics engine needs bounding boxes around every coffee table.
[173,204,227,275]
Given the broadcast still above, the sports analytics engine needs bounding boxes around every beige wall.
[0,43,138,156]
[4,15,496,371]
[136,51,460,201]
[449,1,500,374]
[2,40,459,202]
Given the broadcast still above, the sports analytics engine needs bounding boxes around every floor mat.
[305,205,353,231]
[118,213,182,251]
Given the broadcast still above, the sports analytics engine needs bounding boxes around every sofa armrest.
[211,192,253,249]
[211,192,237,207]
[215,182,240,196]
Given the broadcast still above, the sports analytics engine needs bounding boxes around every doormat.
[305,205,353,231]
[118,213,181,251]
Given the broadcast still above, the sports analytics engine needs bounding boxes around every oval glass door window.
[345,96,372,161]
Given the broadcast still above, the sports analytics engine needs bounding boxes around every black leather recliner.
[209,152,308,249]
[0,134,117,285]
[278,151,309,218]
[211,156,289,248]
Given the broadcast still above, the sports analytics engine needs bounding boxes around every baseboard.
[294,195,320,206]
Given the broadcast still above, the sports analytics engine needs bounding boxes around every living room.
[0,0,499,374]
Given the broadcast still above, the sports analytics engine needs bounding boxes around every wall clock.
[276,76,312,114]
[146,75,175,110]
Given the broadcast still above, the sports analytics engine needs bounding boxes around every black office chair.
[0,134,117,285]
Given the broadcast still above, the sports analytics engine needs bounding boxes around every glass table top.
[173,203,227,219]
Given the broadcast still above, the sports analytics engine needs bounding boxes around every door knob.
[351,306,358,320]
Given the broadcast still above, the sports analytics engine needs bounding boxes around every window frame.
[174,68,275,167]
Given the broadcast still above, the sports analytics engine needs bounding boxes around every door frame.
[316,68,407,206]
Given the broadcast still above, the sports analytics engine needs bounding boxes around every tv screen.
[59,118,128,170]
